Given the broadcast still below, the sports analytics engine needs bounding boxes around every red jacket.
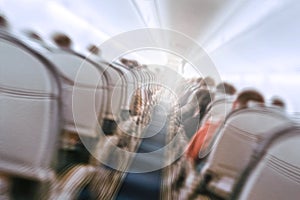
[186,120,221,163]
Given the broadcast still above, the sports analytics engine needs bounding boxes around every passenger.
[185,76,215,107]
[271,96,285,109]
[178,78,198,106]
[200,76,215,90]
[0,14,9,30]
[90,88,147,200]
[22,30,52,50]
[120,58,140,68]
[131,60,139,68]
[180,77,215,123]
[215,82,237,99]
[178,85,194,107]
[120,58,130,66]
[186,89,265,164]
[92,88,144,166]
[232,89,264,109]
[87,44,103,62]
[179,78,203,106]
[87,44,101,56]
[52,32,72,50]
[182,82,236,139]
[24,30,43,41]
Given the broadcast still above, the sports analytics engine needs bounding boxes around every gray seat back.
[236,126,300,200]
[202,107,293,199]
[102,64,125,121]
[198,97,234,158]
[113,64,137,111]
[0,34,61,181]
[46,50,103,138]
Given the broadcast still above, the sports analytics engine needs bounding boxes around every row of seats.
[179,86,299,199]
[0,29,156,199]
[1,25,299,199]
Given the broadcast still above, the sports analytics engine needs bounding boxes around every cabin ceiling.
[1,0,300,74]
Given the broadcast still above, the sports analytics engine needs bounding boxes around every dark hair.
[120,58,129,65]
[201,77,215,87]
[24,30,43,41]
[196,77,203,83]
[120,58,140,68]
[216,82,236,95]
[0,15,9,28]
[88,44,100,55]
[196,89,213,119]
[271,97,285,108]
[52,33,72,48]
[235,90,264,108]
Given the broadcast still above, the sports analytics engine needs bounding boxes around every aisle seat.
[235,126,300,200]
[0,33,61,181]
[201,106,293,199]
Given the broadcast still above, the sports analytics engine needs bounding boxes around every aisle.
[116,104,169,200]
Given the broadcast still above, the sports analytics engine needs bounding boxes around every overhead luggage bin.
[201,106,294,199]
[0,32,62,181]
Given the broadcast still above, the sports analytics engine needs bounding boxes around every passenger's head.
[233,90,264,110]
[196,77,203,84]
[87,44,101,56]
[121,59,140,68]
[23,30,43,41]
[271,96,285,109]
[127,60,139,68]
[196,89,213,109]
[129,88,143,117]
[0,15,9,29]
[120,58,130,67]
[201,76,215,89]
[52,32,72,49]
[216,82,236,95]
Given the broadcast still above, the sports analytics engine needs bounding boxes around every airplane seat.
[183,97,233,140]
[0,33,62,198]
[96,63,110,127]
[115,65,137,121]
[180,89,200,122]
[132,68,143,86]
[181,88,213,124]
[83,60,110,127]
[179,86,197,107]
[45,50,103,171]
[145,71,156,106]
[182,113,201,139]
[101,65,125,135]
[204,95,234,115]
[138,70,148,111]
[112,63,141,121]
[200,106,293,199]
[147,71,156,95]
[177,86,190,106]
[233,125,300,200]
[196,98,234,159]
